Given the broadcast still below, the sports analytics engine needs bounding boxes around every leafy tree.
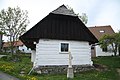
[0,7,29,56]
[99,32,120,56]
[114,31,120,56]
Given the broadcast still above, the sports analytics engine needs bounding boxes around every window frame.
[59,42,70,54]
[102,47,108,52]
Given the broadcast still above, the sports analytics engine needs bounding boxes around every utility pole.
[67,51,74,79]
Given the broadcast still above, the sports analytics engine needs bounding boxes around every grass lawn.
[0,54,120,80]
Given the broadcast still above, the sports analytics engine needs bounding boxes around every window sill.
[59,52,69,54]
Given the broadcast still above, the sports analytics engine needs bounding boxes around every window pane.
[64,44,68,51]
[61,43,64,52]
[61,43,69,52]
[102,47,108,52]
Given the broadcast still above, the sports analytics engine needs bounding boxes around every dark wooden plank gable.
[20,5,98,49]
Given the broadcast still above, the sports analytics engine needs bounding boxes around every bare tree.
[66,5,88,24]
[0,7,29,56]
[79,13,88,24]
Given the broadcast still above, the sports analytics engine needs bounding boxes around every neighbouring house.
[88,25,116,57]
[3,40,31,53]
[20,5,98,73]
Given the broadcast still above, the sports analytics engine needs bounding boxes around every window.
[60,43,69,53]
[27,47,29,50]
[99,30,105,33]
[22,49,24,51]
[102,47,108,52]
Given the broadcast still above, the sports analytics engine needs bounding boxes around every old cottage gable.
[20,5,98,50]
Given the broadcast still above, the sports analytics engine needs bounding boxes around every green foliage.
[0,54,119,80]
[0,54,32,79]
[0,31,5,34]
[114,31,120,56]
[99,34,114,48]
[0,52,9,55]
[93,56,120,68]
[99,32,120,56]
[114,32,120,44]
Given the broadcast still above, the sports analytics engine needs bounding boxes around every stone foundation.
[34,65,94,74]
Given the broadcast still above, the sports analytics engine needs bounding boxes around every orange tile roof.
[88,25,115,40]
[3,40,23,48]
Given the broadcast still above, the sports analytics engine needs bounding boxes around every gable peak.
[51,5,77,16]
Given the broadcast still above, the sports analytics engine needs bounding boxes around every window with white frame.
[60,43,69,53]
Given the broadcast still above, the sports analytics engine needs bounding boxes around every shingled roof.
[51,5,77,16]
[88,25,115,40]
[20,5,98,50]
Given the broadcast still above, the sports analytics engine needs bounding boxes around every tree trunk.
[115,44,117,56]
[118,44,120,56]
[10,41,14,56]
[111,43,117,56]
[10,36,14,56]
[0,34,3,52]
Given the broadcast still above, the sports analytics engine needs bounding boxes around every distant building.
[3,40,31,53]
[88,25,117,57]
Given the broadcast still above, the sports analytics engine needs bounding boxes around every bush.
[0,52,9,55]
[0,56,8,61]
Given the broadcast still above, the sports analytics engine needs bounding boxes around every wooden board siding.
[34,39,92,66]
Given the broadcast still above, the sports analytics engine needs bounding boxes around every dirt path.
[0,71,20,80]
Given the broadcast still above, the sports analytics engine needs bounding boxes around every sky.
[0,0,120,37]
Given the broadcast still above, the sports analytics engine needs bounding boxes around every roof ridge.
[88,25,111,28]
[51,5,77,16]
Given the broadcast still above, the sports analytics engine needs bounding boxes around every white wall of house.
[95,45,114,56]
[19,45,31,53]
[33,39,92,67]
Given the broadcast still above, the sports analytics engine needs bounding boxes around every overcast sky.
[0,0,120,33]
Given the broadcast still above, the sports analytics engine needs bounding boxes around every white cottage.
[20,5,98,73]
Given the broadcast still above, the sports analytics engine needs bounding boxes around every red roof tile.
[88,25,115,40]
[3,40,23,48]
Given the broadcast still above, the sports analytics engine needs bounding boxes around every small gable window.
[99,30,105,33]
[60,43,69,53]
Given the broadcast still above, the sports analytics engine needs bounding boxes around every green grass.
[0,54,33,80]
[33,69,119,80]
[0,54,120,80]
[93,56,120,68]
